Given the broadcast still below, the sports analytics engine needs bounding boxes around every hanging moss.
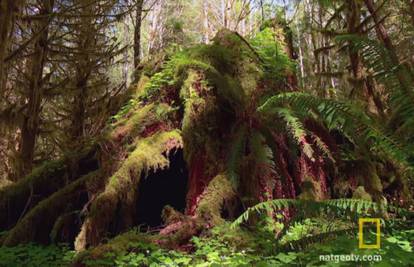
[181,70,221,163]
[110,103,177,142]
[352,186,373,201]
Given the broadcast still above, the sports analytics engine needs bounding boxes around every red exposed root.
[304,119,338,154]
[297,154,328,198]
[186,153,211,215]
[141,123,169,137]
[160,85,181,106]
[156,216,204,249]
[159,221,187,236]
[273,179,283,199]
[283,168,296,198]
[272,133,297,199]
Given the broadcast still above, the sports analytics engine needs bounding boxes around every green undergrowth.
[2,220,412,266]
[0,243,75,267]
[250,27,295,81]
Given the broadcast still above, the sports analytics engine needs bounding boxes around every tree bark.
[364,0,413,97]
[347,0,384,116]
[123,21,130,88]
[202,1,209,44]
[0,0,23,97]
[133,0,144,70]
[18,0,54,178]
[70,0,95,144]
[364,0,398,62]
[284,26,298,90]
[408,0,414,27]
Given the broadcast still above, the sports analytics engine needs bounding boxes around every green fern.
[336,35,414,141]
[275,108,314,160]
[278,227,357,252]
[231,198,384,229]
[225,125,247,187]
[259,92,412,171]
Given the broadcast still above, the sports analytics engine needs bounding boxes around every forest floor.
[0,220,413,266]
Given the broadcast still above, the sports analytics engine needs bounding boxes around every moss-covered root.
[75,130,183,251]
[0,160,67,231]
[195,174,236,224]
[2,171,102,246]
[0,147,97,231]
[0,146,98,231]
[156,174,236,249]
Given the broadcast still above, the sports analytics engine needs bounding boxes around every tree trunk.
[296,23,305,87]
[71,78,87,141]
[364,0,412,92]
[347,0,384,116]
[18,0,54,178]
[0,0,22,97]
[202,1,209,44]
[123,21,130,88]
[282,23,298,90]
[69,0,95,145]
[408,0,414,27]
[364,0,397,62]
[133,0,143,71]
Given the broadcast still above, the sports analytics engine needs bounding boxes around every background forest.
[0,0,413,266]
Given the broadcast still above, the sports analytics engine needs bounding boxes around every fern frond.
[278,227,356,252]
[336,35,397,86]
[232,199,296,228]
[259,92,412,170]
[275,108,314,160]
[336,35,414,138]
[312,134,336,163]
[226,125,247,187]
[249,131,277,176]
[231,198,383,228]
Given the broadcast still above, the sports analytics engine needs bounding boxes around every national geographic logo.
[358,218,381,249]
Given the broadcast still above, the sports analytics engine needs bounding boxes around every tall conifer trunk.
[18,0,54,178]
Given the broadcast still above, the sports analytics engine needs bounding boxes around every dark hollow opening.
[135,148,188,229]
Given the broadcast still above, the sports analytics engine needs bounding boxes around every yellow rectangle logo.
[358,218,381,249]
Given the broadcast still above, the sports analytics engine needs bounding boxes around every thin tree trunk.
[133,0,143,70]
[364,0,398,63]
[123,21,129,88]
[259,0,264,24]
[408,0,414,27]
[71,78,86,141]
[148,1,161,55]
[296,23,305,87]
[283,23,298,90]
[202,1,209,43]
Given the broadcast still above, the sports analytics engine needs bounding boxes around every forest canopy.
[0,0,413,266]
